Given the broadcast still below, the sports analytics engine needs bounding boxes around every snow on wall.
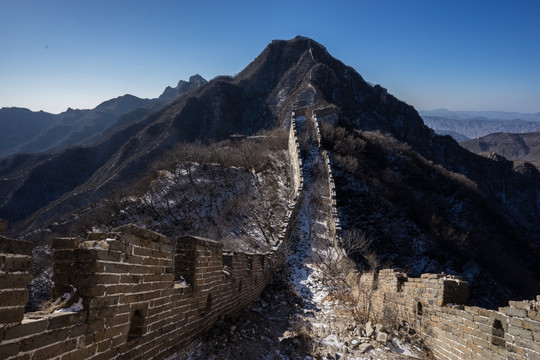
[288,111,304,199]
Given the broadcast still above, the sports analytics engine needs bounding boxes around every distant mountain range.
[420,109,540,122]
[420,110,540,170]
[0,75,207,158]
[461,131,540,170]
[1,36,538,307]
[421,115,540,140]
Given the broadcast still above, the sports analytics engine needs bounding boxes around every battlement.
[0,225,282,359]
[289,112,304,198]
[0,235,33,328]
[308,111,539,359]
[347,268,539,360]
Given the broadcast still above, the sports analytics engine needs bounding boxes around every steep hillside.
[461,131,540,169]
[0,38,330,235]
[65,132,290,251]
[25,132,291,310]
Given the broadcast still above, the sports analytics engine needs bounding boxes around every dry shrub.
[312,228,381,324]
[380,295,400,332]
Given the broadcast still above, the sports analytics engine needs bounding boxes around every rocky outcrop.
[158,74,207,101]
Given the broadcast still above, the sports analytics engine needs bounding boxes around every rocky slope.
[158,74,207,100]
[0,38,332,234]
[320,124,539,306]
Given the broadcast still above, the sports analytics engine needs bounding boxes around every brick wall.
[347,269,540,359]
[313,106,338,124]
[277,112,304,247]
[312,114,341,239]
[0,225,283,360]
[0,234,33,356]
[289,111,304,199]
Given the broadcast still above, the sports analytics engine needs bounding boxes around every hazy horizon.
[1,0,539,114]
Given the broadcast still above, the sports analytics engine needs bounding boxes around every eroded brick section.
[0,224,285,360]
[348,269,540,359]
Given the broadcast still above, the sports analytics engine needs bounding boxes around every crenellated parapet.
[289,111,304,197]
[347,268,539,360]
[274,111,305,249]
[294,110,540,359]
[312,113,341,239]
[0,224,284,360]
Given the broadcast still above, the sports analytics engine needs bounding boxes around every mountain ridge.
[1,36,538,306]
[420,109,540,122]
[421,115,540,140]
[0,75,207,158]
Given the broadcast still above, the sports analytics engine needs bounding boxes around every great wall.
[1,110,539,359]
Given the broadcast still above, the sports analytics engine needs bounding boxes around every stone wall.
[307,112,539,359]
[0,234,33,332]
[312,114,341,242]
[347,269,540,360]
[0,225,282,360]
[315,112,539,359]
[313,106,338,125]
[288,111,304,199]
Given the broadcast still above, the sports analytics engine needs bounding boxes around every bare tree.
[312,227,381,323]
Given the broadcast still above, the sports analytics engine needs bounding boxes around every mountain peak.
[158,75,208,101]
[188,74,206,84]
[270,35,326,51]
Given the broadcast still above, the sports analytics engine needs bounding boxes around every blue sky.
[1,0,539,114]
